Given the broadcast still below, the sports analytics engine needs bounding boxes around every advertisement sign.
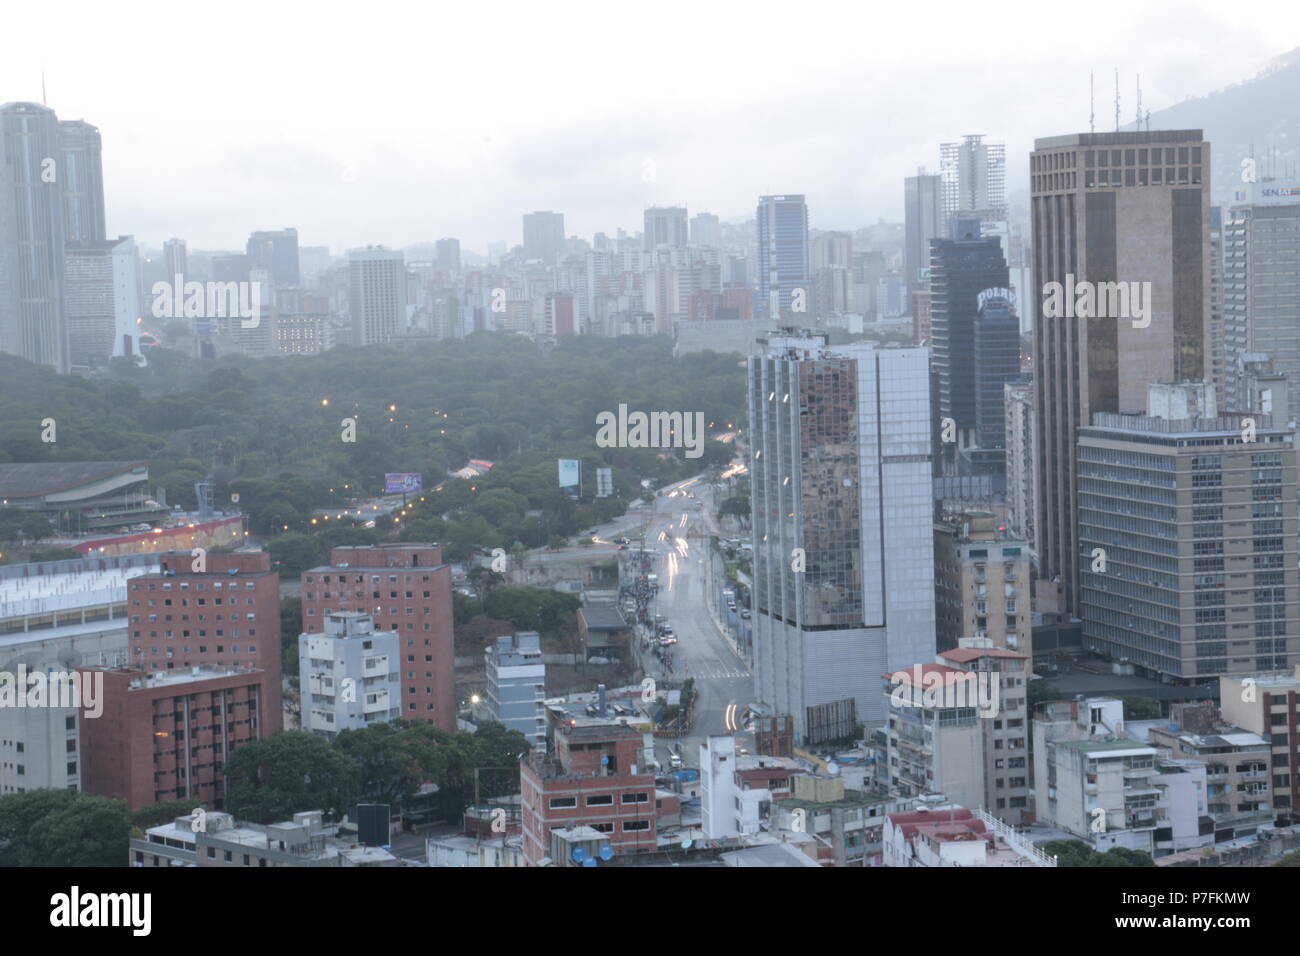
[558,459,581,498]
[385,473,422,494]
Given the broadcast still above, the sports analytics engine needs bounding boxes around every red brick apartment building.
[300,545,455,731]
[521,721,674,865]
[126,551,282,733]
[79,665,266,811]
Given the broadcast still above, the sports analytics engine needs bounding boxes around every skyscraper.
[940,134,1007,226]
[756,195,810,322]
[246,228,300,287]
[0,102,70,372]
[904,171,943,297]
[644,205,688,250]
[435,237,461,275]
[929,217,1011,456]
[163,238,188,285]
[64,236,143,369]
[1078,383,1298,681]
[748,331,935,737]
[57,120,106,243]
[1031,130,1211,614]
[1223,179,1300,420]
[690,211,722,248]
[348,246,405,345]
[522,211,565,264]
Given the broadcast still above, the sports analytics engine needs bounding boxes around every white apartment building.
[299,612,399,739]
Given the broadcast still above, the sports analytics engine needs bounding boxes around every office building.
[64,236,144,369]
[126,550,283,733]
[0,102,70,372]
[756,195,810,321]
[485,632,546,751]
[1223,179,1300,421]
[163,238,187,284]
[522,211,565,265]
[690,212,721,248]
[79,664,267,811]
[643,205,688,250]
[1077,383,1297,681]
[748,331,936,736]
[929,218,1012,459]
[246,228,300,287]
[904,171,943,297]
[435,237,461,275]
[58,120,106,243]
[300,545,455,731]
[348,246,405,346]
[299,612,400,739]
[1031,129,1212,614]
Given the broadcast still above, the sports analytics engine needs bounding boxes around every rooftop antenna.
[1114,68,1120,133]
[1135,74,1141,129]
[1089,70,1095,133]
[1145,109,1151,132]
[41,70,47,106]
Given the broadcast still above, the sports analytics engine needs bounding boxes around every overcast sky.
[2,0,1295,254]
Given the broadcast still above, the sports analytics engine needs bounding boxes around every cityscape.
[0,0,1297,927]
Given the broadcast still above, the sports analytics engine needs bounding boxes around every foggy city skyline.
[1,0,1295,252]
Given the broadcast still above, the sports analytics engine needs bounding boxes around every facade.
[643,206,688,250]
[933,512,1031,656]
[756,195,810,321]
[1220,667,1300,820]
[79,665,267,811]
[520,721,667,865]
[58,120,106,243]
[748,331,936,736]
[435,237,461,276]
[882,663,985,813]
[246,228,300,287]
[1077,384,1298,681]
[485,631,546,750]
[126,550,282,733]
[940,134,1007,226]
[522,211,565,265]
[904,171,943,297]
[348,246,405,345]
[690,212,721,249]
[299,612,400,739]
[1222,180,1300,421]
[770,773,897,866]
[0,102,70,372]
[1003,382,1036,546]
[929,219,1012,458]
[300,544,455,731]
[64,236,143,369]
[1031,130,1212,615]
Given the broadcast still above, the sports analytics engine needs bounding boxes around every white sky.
[2,0,1295,253]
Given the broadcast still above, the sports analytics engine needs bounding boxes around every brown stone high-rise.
[1030,130,1212,614]
[300,545,455,731]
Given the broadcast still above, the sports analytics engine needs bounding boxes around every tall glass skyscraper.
[756,195,810,322]
[748,331,936,738]
[0,102,72,372]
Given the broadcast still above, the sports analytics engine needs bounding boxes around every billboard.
[385,473,422,494]
[558,459,581,498]
[595,467,613,498]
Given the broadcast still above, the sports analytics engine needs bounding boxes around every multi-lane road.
[634,477,755,769]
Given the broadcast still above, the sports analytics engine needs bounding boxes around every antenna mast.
[1090,70,1095,133]
[1114,68,1120,132]
[1136,74,1141,129]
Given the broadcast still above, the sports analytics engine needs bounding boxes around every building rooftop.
[938,647,1029,664]
[1055,739,1155,757]
[0,460,148,499]
[0,564,154,620]
[579,604,627,631]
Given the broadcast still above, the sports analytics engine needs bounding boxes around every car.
[660,636,677,646]
[669,753,684,769]
[616,544,627,550]
[740,609,751,619]
[615,536,630,545]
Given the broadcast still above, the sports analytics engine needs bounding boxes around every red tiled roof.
[883,663,976,686]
